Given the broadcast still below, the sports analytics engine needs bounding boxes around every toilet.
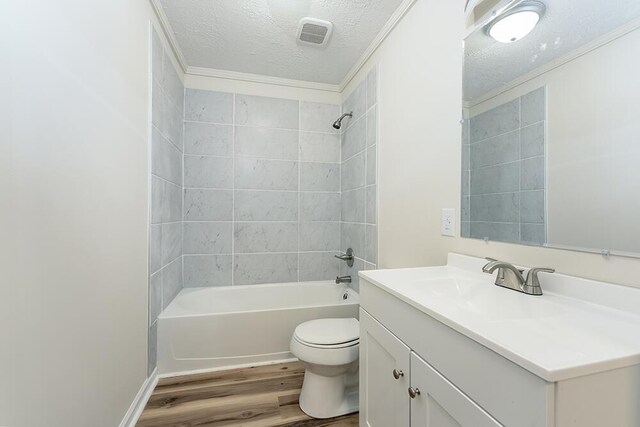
[290,318,360,419]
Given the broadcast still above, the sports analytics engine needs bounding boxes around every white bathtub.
[156,281,359,375]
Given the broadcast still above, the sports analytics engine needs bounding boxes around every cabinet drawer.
[360,279,555,427]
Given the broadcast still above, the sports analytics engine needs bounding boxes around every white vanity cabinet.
[359,254,640,427]
[360,309,500,427]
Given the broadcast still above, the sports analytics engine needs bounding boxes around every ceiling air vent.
[296,17,333,47]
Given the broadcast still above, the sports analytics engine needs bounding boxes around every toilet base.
[298,364,359,419]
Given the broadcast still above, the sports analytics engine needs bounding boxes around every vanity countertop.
[359,253,640,382]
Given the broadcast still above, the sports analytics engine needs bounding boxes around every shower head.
[332,112,353,130]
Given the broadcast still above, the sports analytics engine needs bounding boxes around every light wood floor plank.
[137,362,358,427]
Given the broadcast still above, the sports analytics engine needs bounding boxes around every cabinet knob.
[408,387,421,398]
[392,369,404,379]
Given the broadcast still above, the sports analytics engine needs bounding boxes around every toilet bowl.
[290,318,359,419]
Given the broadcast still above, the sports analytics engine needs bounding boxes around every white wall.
[344,0,640,289]
[1,1,178,426]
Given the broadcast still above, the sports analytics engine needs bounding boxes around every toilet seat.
[293,318,359,348]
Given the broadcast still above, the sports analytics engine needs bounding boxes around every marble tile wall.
[339,67,378,292]
[148,29,184,375]
[182,89,344,286]
[462,87,546,245]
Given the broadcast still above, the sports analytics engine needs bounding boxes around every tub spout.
[336,276,352,284]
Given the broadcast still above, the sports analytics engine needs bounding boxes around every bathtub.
[156,281,359,375]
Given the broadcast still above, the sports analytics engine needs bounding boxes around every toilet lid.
[294,318,359,346]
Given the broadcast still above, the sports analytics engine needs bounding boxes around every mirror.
[461,0,640,256]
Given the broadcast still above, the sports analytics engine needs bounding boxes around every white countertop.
[359,253,640,382]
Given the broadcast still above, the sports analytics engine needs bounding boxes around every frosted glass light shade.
[489,10,541,43]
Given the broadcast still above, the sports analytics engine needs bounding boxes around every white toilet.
[290,318,360,419]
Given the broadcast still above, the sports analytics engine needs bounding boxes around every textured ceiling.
[159,0,405,85]
[464,0,640,102]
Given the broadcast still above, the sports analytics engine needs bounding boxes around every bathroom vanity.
[358,254,640,426]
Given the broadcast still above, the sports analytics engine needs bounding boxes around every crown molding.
[187,66,341,92]
[149,0,188,73]
[339,0,417,91]
[465,15,640,109]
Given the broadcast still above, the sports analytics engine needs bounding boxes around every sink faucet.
[336,276,352,284]
[482,258,555,296]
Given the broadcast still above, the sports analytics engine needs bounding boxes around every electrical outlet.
[441,208,456,237]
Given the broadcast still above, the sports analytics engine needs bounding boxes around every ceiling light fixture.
[486,1,546,43]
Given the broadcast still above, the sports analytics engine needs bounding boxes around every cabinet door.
[360,309,411,427]
[410,353,502,427]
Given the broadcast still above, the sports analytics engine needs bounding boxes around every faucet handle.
[523,268,555,295]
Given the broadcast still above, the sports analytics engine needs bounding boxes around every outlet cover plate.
[442,208,456,237]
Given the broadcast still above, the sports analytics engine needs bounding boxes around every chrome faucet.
[336,276,352,284]
[482,258,555,296]
[334,248,355,267]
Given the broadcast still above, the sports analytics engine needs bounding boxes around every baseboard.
[158,357,299,379]
[119,369,158,427]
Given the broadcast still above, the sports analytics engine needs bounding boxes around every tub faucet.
[482,258,554,296]
[336,276,352,284]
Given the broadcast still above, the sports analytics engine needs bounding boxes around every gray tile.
[162,257,182,308]
[461,118,470,145]
[470,130,519,169]
[341,223,365,259]
[342,80,367,123]
[461,196,470,222]
[300,132,340,163]
[184,122,233,156]
[299,222,340,251]
[299,252,340,282]
[461,170,470,196]
[235,190,298,221]
[365,185,377,224]
[152,126,182,185]
[149,272,162,325]
[300,163,340,191]
[341,117,366,160]
[521,87,545,127]
[366,106,377,148]
[470,193,519,223]
[161,97,183,150]
[151,28,163,84]
[366,146,376,185]
[234,222,298,253]
[234,158,298,190]
[184,189,233,221]
[235,95,299,129]
[152,177,182,223]
[151,80,163,131]
[462,144,470,171]
[148,321,157,376]
[365,225,377,264]
[520,190,545,224]
[161,222,182,265]
[184,156,233,189]
[340,257,365,293]
[341,188,365,223]
[341,152,366,191]
[234,127,298,160]
[469,98,519,143]
[461,221,470,238]
[470,162,519,195]
[184,89,233,124]
[470,222,519,243]
[366,66,377,109]
[234,253,298,285]
[521,156,545,190]
[161,52,184,113]
[300,102,340,133]
[364,262,377,271]
[521,122,545,159]
[183,255,233,287]
[521,223,546,245]
[183,222,232,254]
[149,224,162,274]
[300,192,341,222]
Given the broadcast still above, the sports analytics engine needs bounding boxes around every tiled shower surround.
[148,29,184,374]
[461,87,546,245]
